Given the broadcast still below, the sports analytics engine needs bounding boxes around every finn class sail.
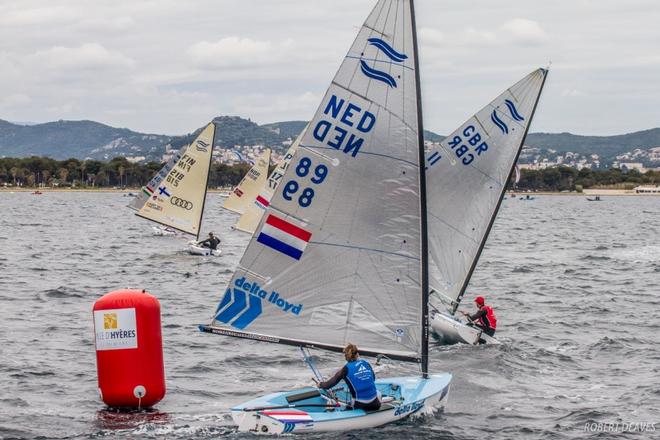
[426,69,548,345]
[200,0,451,434]
[129,123,216,239]
[233,126,307,234]
[222,148,271,216]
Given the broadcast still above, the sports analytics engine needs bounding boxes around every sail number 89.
[282,157,328,208]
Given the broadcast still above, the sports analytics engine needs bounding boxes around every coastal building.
[634,185,660,194]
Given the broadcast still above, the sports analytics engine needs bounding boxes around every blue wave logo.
[367,38,408,62]
[358,38,408,88]
[504,99,525,121]
[491,110,509,135]
[360,60,397,88]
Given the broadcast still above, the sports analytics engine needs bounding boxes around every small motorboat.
[32,190,43,195]
[586,196,602,201]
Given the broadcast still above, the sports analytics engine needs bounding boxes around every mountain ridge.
[1,117,658,163]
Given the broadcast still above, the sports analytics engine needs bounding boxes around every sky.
[1,0,659,136]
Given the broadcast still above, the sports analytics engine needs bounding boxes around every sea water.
[1,192,658,439]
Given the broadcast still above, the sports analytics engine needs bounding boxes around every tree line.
[0,156,252,188]
[1,156,658,191]
[513,167,660,191]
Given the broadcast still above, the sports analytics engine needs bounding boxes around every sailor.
[314,343,381,411]
[462,296,497,337]
[198,232,220,250]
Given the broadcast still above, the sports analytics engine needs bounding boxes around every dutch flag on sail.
[254,194,270,210]
[257,214,311,260]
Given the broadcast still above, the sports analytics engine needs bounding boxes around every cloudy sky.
[1,0,658,136]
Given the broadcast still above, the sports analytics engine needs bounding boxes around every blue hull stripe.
[257,233,303,260]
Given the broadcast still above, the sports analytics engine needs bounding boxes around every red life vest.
[479,305,497,330]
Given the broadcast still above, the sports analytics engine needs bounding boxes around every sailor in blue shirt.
[315,343,381,411]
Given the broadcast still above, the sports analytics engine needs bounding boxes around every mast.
[451,68,549,314]
[410,0,429,379]
[197,122,217,241]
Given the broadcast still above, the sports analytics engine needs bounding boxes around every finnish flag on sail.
[257,214,311,260]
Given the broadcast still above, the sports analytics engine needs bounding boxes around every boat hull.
[231,374,451,434]
[187,241,221,256]
[430,311,499,345]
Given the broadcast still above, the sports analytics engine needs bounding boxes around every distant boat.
[520,194,535,200]
[31,190,43,195]
[233,126,308,234]
[222,149,271,217]
[586,196,602,201]
[128,123,221,256]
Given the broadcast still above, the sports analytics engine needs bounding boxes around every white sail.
[135,123,215,237]
[207,0,423,360]
[222,149,271,215]
[233,126,308,234]
[426,69,548,312]
[128,149,183,212]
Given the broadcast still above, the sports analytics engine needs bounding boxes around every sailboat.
[129,123,220,256]
[426,69,548,345]
[222,148,271,217]
[200,0,452,433]
[233,126,307,234]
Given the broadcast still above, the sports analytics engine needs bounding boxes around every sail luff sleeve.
[409,0,429,378]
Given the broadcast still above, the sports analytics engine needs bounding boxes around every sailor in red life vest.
[462,296,497,337]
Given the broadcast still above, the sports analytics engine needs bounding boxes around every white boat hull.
[187,241,221,257]
[231,374,451,434]
[430,311,499,345]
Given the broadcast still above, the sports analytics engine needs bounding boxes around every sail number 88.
[282,157,328,208]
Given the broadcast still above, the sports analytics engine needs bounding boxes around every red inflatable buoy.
[93,289,166,408]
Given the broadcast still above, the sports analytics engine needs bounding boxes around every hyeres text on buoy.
[93,289,166,408]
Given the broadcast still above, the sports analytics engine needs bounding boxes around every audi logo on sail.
[170,197,193,210]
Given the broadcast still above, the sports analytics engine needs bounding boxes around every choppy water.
[1,192,659,439]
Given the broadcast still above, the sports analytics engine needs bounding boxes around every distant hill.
[0,116,658,163]
[0,119,171,161]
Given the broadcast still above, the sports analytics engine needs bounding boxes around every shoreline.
[1,188,658,196]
